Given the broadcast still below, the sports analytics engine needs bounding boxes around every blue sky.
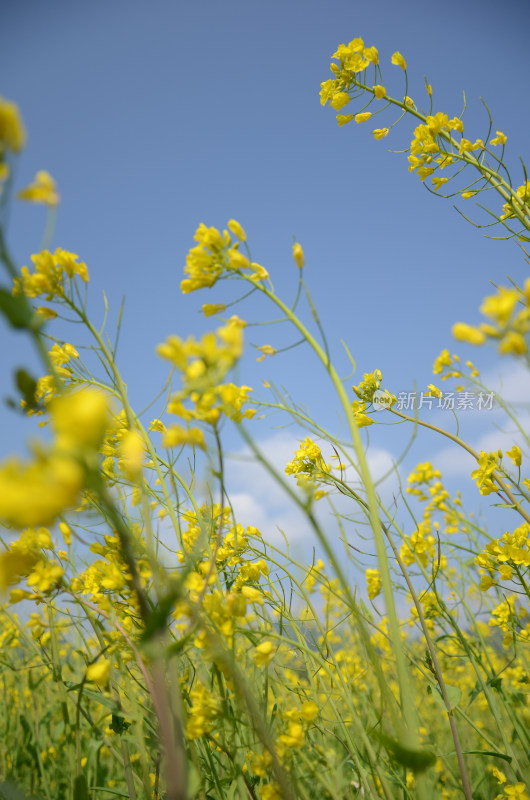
[2,0,530,557]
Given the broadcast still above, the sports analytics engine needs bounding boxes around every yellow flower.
[452,322,486,345]
[490,130,507,146]
[330,92,351,111]
[480,287,519,325]
[256,344,277,362]
[59,522,72,545]
[253,641,276,667]
[119,430,144,478]
[0,551,39,591]
[355,112,372,123]
[498,331,527,355]
[26,560,64,593]
[336,114,354,126]
[506,445,522,466]
[366,568,382,599]
[86,658,111,688]
[227,219,246,241]
[163,425,205,450]
[432,176,448,192]
[17,171,60,206]
[202,303,226,317]
[426,384,443,398]
[391,51,407,70]
[292,242,304,268]
[461,191,477,199]
[0,96,26,152]
[373,85,386,99]
[373,128,389,140]
[52,389,110,451]
[300,701,319,721]
[279,722,305,748]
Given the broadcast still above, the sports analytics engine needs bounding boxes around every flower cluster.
[12,248,89,300]
[0,389,111,528]
[157,318,256,433]
[180,220,268,294]
[17,170,60,207]
[452,280,530,356]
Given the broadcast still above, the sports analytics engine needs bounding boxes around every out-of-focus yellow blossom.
[0,551,39,591]
[17,171,60,206]
[227,218,246,241]
[253,640,276,667]
[336,114,354,126]
[0,96,26,152]
[355,112,372,123]
[52,389,110,452]
[391,51,407,70]
[119,430,144,479]
[26,560,64,593]
[0,452,84,529]
[498,331,527,355]
[452,322,486,345]
[300,700,319,721]
[505,446,522,466]
[481,287,519,325]
[373,128,389,140]
[256,344,277,362]
[148,418,166,433]
[202,303,226,317]
[366,568,381,599]
[261,784,281,800]
[162,424,205,450]
[498,783,530,800]
[292,242,304,268]
[278,722,305,748]
[373,85,386,99]
[86,658,111,688]
[461,191,477,199]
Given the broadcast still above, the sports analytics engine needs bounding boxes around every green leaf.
[462,750,512,763]
[109,714,131,735]
[73,775,89,800]
[15,369,40,410]
[0,781,44,800]
[372,731,436,773]
[488,676,503,691]
[0,287,37,331]
[141,591,178,643]
[187,764,202,797]
[65,682,122,712]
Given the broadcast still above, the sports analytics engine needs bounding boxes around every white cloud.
[224,432,400,545]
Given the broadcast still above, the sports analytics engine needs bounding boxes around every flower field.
[0,32,529,800]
